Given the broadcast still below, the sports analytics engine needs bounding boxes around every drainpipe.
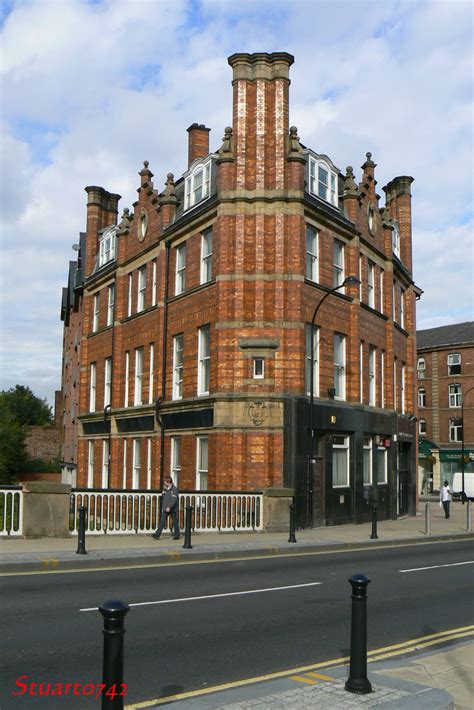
[107,272,117,488]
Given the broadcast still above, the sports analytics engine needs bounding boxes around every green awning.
[418,439,437,458]
[439,449,474,462]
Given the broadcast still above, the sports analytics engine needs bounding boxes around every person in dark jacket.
[152,476,180,540]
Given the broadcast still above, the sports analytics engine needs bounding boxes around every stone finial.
[342,166,359,198]
[287,125,305,163]
[362,151,376,169]
[117,207,131,236]
[139,160,153,177]
[161,173,177,205]
[217,126,234,163]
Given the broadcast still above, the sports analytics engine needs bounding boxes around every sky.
[0,0,473,407]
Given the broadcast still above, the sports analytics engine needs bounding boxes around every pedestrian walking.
[440,480,452,519]
[152,476,180,540]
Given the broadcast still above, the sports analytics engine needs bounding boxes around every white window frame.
[333,240,345,289]
[363,437,372,485]
[107,284,115,327]
[332,435,349,487]
[196,435,209,490]
[148,344,154,404]
[101,439,109,488]
[127,274,133,317]
[175,244,186,295]
[368,261,375,308]
[98,226,116,267]
[381,351,385,408]
[124,351,130,407]
[306,225,318,282]
[333,333,346,401]
[305,325,319,397]
[447,353,461,375]
[359,341,364,403]
[253,357,265,379]
[392,280,396,321]
[184,160,211,211]
[449,384,462,408]
[392,221,401,259]
[308,156,338,206]
[122,439,127,488]
[92,294,100,332]
[104,357,112,408]
[146,438,152,489]
[132,439,141,489]
[359,255,363,300]
[449,418,462,443]
[200,229,213,284]
[369,346,376,406]
[137,266,146,312]
[171,436,181,486]
[379,269,384,313]
[401,363,406,413]
[393,358,397,410]
[376,445,387,484]
[172,334,184,400]
[400,289,405,329]
[134,347,144,406]
[419,419,426,435]
[198,325,210,396]
[87,440,94,488]
[418,388,426,408]
[417,357,426,379]
[151,260,157,307]
[89,362,97,412]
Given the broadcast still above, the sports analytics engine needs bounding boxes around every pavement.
[2,500,473,709]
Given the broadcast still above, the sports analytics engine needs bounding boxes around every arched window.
[417,357,426,379]
[184,159,211,211]
[308,156,338,206]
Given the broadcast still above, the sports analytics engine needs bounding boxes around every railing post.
[370,505,378,540]
[99,600,130,709]
[76,506,87,555]
[345,574,372,695]
[467,500,472,532]
[183,505,193,549]
[288,498,297,543]
[425,501,431,536]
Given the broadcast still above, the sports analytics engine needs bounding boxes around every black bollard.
[99,600,130,709]
[288,499,297,543]
[370,504,378,540]
[183,505,193,549]
[76,506,87,555]
[345,574,372,695]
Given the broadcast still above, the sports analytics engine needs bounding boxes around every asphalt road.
[1,540,473,708]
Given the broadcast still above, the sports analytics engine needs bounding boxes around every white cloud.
[0,0,473,406]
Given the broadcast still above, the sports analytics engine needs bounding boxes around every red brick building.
[417,322,474,493]
[59,52,420,526]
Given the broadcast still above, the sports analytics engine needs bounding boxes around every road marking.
[125,626,474,709]
[79,581,322,612]
[2,537,472,577]
[306,672,334,681]
[400,560,474,573]
[289,675,319,684]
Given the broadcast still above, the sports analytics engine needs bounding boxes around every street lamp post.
[307,275,360,528]
[461,386,474,504]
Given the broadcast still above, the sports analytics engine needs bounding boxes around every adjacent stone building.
[417,321,474,493]
[59,52,420,527]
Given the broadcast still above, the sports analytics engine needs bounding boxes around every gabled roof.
[417,321,474,350]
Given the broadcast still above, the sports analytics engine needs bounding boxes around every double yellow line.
[126,625,474,708]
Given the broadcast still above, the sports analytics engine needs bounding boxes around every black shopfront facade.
[284,397,417,529]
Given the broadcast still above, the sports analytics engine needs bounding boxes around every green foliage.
[0,385,52,426]
[22,458,61,473]
[0,399,27,484]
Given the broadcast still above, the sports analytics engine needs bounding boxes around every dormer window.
[99,226,116,268]
[184,160,211,211]
[308,156,338,206]
[392,221,401,259]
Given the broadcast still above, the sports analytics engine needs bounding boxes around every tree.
[0,385,52,426]
[0,399,27,484]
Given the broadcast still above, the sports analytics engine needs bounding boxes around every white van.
[452,472,474,501]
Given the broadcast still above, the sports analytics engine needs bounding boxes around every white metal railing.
[0,486,24,536]
[70,489,263,535]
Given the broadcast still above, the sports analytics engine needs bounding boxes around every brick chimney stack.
[187,123,210,167]
[228,52,294,191]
